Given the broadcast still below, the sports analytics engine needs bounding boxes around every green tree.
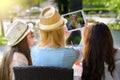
[17,0,47,8]
[83,0,103,5]
[106,0,120,17]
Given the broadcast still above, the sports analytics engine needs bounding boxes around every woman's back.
[104,48,120,80]
[81,22,120,80]
[0,21,33,80]
[31,6,81,68]
[31,45,80,68]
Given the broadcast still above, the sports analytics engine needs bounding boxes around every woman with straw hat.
[31,6,81,68]
[0,20,34,80]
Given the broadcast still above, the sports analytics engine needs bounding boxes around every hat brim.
[7,25,33,46]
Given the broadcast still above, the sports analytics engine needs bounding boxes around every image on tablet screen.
[62,10,86,31]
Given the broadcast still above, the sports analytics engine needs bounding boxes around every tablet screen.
[62,10,86,31]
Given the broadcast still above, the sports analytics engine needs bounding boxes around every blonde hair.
[39,26,66,48]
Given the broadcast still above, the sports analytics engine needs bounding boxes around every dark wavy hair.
[81,22,116,80]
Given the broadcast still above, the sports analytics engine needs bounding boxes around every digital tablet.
[62,10,86,31]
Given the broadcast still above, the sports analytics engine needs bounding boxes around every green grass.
[83,7,108,11]
[0,33,7,45]
[66,32,81,45]
[88,18,120,30]
[108,23,120,30]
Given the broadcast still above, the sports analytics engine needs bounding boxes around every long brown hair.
[0,36,32,80]
[81,22,116,80]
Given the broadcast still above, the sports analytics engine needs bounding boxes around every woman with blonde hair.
[0,21,34,80]
[31,6,81,68]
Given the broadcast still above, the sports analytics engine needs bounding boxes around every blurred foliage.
[0,33,7,45]
[83,8,109,13]
[83,0,120,16]
[30,10,41,15]
[88,19,96,23]
[106,0,120,13]
[66,31,81,45]
[108,23,120,30]
[66,35,81,45]
[16,0,47,8]
[77,17,83,23]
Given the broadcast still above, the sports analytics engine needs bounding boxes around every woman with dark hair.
[0,21,34,80]
[81,22,120,80]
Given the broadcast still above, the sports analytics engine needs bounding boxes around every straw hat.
[5,20,33,46]
[39,6,66,30]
